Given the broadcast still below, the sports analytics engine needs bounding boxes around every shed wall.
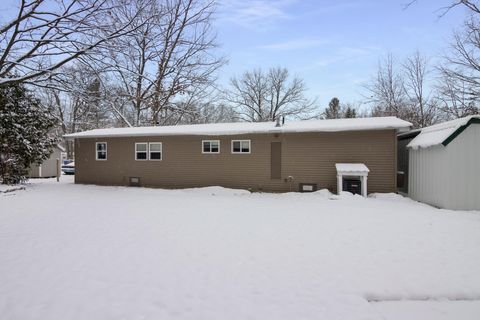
[74,130,397,193]
[409,124,480,210]
[28,148,62,178]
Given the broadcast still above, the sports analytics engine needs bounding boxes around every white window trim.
[202,140,220,154]
[135,142,148,161]
[95,142,107,161]
[149,142,162,161]
[231,139,251,154]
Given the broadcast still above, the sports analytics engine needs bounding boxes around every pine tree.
[324,97,341,119]
[0,82,59,184]
[344,106,357,118]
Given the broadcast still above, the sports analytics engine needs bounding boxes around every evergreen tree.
[344,106,357,118]
[0,82,58,184]
[324,97,341,119]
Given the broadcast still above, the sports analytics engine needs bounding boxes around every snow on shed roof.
[65,117,411,139]
[407,115,480,149]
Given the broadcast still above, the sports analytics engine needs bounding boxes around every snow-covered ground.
[1,176,479,320]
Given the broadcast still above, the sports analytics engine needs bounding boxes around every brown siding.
[74,130,397,193]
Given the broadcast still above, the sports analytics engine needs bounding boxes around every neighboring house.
[28,145,65,178]
[65,117,411,193]
[396,129,420,194]
[407,115,480,210]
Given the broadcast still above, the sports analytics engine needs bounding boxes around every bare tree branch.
[362,54,408,118]
[0,0,151,86]
[402,50,439,127]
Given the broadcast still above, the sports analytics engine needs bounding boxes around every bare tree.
[155,83,237,125]
[170,100,238,125]
[102,0,224,126]
[405,0,480,119]
[432,4,480,118]
[150,0,225,126]
[101,0,160,126]
[436,74,479,119]
[402,51,439,127]
[363,54,408,118]
[226,67,316,122]
[195,102,238,123]
[0,0,150,86]
[439,18,480,94]
[39,64,119,157]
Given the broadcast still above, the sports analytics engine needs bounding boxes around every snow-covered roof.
[397,128,421,140]
[407,115,480,149]
[65,117,411,139]
[335,163,370,175]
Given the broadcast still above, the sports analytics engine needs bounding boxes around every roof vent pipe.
[275,116,282,127]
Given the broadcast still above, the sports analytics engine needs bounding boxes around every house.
[65,117,411,193]
[28,145,64,178]
[407,115,480,210]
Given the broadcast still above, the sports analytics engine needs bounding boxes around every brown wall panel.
[75,130,397,193]
[271,142,282,179]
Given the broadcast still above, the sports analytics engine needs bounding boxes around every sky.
[0,0,469,112]
[214,0,469,110]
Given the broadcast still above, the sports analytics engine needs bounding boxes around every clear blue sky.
[215,0,468,110]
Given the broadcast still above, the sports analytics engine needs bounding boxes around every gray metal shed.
[407,115,480,210]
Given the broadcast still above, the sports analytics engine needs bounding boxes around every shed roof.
[65,117,411,139]
[397,128,421,140]
[407,115,480,149]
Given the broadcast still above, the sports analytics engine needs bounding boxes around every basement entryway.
[335,163,369,197]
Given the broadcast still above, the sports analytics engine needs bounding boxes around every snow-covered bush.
[0,82,58,184]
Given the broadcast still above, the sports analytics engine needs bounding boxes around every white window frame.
[135,142,148,161]
[95,142,107,161]
[231,140,251,154]
[202,140,220,154]
[149,142,162,161]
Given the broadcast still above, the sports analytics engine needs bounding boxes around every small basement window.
[202,140,220,153]
[149,142,162,160]
[135,143,148,160]
[96,142,107,160]
[232,140,251,154]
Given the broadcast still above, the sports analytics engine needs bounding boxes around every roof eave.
[441,117,480,146]
[64,126,411,139]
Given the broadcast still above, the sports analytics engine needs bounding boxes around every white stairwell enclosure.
[336,163,369,197]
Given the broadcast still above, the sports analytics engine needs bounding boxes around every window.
[202,140,220,154]
[135,142,162,160]
[135,143,148,160]
[96,142,107,160]
[149,142,162,160]
[231,140,251,154]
